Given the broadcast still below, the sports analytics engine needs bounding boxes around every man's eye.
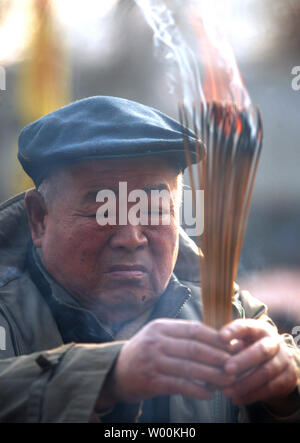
[149,210,163,215]
[149,209,170,215]
[85,209,110,218]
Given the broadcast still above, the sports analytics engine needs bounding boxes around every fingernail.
[220,329,232,340]
[228,340,244,355]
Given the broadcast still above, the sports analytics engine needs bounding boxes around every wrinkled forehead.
[47,157,183,206]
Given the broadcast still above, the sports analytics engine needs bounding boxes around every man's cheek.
[153,241,177,283]
[68,239,102,265]
[153,230,177,259]
[63,222,103,247]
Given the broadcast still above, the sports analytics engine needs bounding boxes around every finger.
[158,374,214,400]
[228,339,246,354]
[223,350,288,398]
[230,363,298,405]
[224,336,281,375]
[220,319,275,344]
[151,319,228,350]
[160,336,231,367]
[158,355,236,387]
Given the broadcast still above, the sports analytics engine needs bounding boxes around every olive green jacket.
[0,192,299,423]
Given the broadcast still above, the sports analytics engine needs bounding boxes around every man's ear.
[24,190,48,247]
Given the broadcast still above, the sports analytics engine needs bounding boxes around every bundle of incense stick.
[179,102,263,329]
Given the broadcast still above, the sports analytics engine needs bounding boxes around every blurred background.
[0,0,299,334]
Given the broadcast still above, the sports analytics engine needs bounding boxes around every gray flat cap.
[18,96,198,185]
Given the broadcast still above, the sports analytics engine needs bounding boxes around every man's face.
[34,157,181,327]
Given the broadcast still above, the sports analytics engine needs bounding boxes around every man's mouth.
[104,264,148,280]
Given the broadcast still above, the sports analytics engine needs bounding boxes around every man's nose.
[109,225,148,251]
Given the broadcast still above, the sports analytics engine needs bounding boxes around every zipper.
[174,287,191,319]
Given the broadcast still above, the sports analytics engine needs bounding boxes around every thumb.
[219,319,274,344]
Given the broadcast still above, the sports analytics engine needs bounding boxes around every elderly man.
[0,96,299,423]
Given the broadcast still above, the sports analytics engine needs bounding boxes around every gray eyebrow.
[82,187,118,203]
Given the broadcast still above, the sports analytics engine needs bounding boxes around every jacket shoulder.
[0,271,62,355]
[178,278,268,322]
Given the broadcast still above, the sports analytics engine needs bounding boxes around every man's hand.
[219,319,299,416]
[97,319,238,410]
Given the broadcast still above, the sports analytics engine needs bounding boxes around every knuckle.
[149,319,165,334]
[176,377,186,391]
[259,340,272,359]
[186,340,199,357]
[142,333,160,357]
[203,367,221,384]
[231,319,244,328]
[214,351,228,366]
[286,346,297,363]
[167,377,184,395]
[187,323,200,340]
[148,372,164,393]
[178,378,188,392]
[217,372,232,386]
[272,354,283,372]
[260,364,271,381]
[288,363,298,386]
[275,376,287,393]
[150,354,162,373]
[235,318,253,329]
[143,333,157,348]
[181,360,192,378]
